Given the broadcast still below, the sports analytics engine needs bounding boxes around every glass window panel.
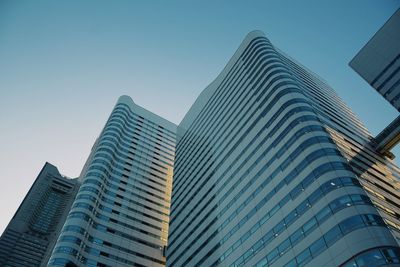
[274,222,285,235]
[263,230,274,243]
[362,214,378,226]
[340,216,363,235]
[296,249,312,267]
[324,225,342,247]
[309,237,326,257]
[349,194,363,204]
[253,239,264,254]
[355,250,386,267]
[302,174,314,188]
[290,228,304,246]
[256,257,268,267]
[341,177,355,186]
[297,200,309,215]
[290,184,303,199]
[243,249,253,261]
[315,206,331,223]
[278,239,291,255]
[342,259,357,267]
[284,258,297,267]
[285,211,297,226]
[308,188,323,205]
[267,248,279,264]
[280,194,291,206]
[303,218,318,235]
[381,247,400,263]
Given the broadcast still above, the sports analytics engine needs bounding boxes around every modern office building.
[350,8,400,158]
[167,31,400,267]
[48,96,177,267]
[0,162,80,267]
[350,8,400,111]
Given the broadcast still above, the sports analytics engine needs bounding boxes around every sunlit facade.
[48,96,176,267]
[167,31,400,267]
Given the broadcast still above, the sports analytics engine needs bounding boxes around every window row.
[234,196,374,267]
[281,214,387,267]
[112,104,176,139]
[175,37,270,157]
[341,246,400,267]
[171,109,321,232]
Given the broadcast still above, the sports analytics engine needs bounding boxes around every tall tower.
[48,96,177,267]
[167,31,400,267]
[350,8,400,111]
[350,8,400,159]
[0,162,80,267]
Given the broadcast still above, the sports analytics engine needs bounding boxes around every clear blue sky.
[0,0,399,234]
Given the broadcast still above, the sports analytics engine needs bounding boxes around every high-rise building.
[350,8,400,111]
[0,162,80,267]
[350,8,400,158]
[167,31,400,267]
[48,96,177,267]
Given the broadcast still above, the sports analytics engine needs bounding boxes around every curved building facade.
[167,31,400,267]
[48,96,177,267]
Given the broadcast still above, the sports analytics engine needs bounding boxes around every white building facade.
[167,31,400,267]
[49,96,176,267]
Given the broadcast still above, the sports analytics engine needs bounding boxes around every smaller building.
[48,96,176,267]
[0,162,80,267]
[350,8,400,111]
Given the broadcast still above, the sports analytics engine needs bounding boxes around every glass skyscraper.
[48,96,177,267]
[167,31,400,267]
[350,8,400,159]
[0,162,79,267]
[350,8,400,112]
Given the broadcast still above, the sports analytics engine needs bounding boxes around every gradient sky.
[0,0,399,235]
